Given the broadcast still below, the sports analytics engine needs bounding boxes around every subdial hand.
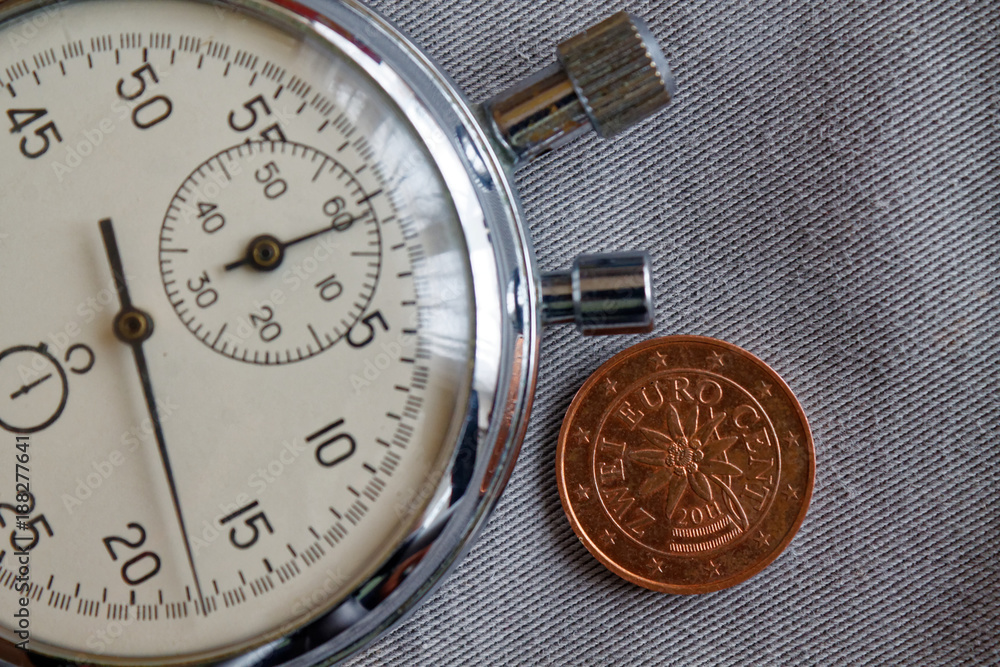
[99,218,209,614]
[224,213,363,272]
[10,373,53,400]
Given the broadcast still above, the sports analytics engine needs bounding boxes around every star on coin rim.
[555,335,815,595]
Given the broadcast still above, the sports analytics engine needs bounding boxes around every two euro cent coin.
[556,336,814,594]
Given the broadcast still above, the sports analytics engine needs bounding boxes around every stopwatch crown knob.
[557,12,676,138]
[480,11,675,166]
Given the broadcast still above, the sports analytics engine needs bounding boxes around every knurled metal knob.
[482,11,676,165]
[557,12,676,138]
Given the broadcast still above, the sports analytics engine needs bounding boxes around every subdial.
[159,141,384,365]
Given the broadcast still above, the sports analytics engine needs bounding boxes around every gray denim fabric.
[349,0,999,665]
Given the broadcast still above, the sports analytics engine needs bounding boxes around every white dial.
[0,0,475,663]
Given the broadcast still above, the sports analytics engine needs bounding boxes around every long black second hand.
[99,218,209,615]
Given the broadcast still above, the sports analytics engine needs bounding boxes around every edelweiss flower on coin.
[556,336,814,593]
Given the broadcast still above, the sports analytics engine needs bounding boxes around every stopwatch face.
[0,0,482,663]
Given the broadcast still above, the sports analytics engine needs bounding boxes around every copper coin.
[556,336,814,594]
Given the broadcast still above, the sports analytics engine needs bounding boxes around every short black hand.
[10,374,53,400]
[284,223,347,250]
[224,214,362,272]
[99,218,209,614]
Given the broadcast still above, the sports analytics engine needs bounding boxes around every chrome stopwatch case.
[0,1,674,664]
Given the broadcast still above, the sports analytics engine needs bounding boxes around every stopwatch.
[0,1,674,664]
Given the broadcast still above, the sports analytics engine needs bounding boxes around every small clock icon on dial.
[0,344,69,434]
[0,343,96,434]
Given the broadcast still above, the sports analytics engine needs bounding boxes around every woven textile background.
[350,0,999,665]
